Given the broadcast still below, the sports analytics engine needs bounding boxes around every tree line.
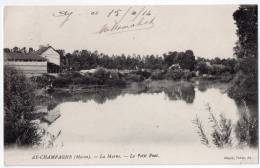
[4,46,238,75]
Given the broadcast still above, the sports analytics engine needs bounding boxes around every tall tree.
[233,5,258,59]
[229,5,258,103]
[28,47,34,53]
[12,46,20,53]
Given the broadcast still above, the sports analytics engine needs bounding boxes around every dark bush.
[220,72,234,82]
[235,101,258,147]
[124,73,144,82]
[209,64,228,75]
[151,70,165,80]
[165,69,184,80]
[4,66,41,146]
[182,70,195,80]
[82,74,99,85]
[134,70,151,79]
[30,73,55,88]
[92,67,109,79]
[195,61,209,75]
[72,76,85,85]
[228,71,257,103]
[53,76,72,88]
[106,78,127,87]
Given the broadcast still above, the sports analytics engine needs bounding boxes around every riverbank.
[30,67,234,91]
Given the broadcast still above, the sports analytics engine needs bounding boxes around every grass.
[235,100,258,147]
[192,115,210,147]
[192,104,233,148]
[193,102,257,148]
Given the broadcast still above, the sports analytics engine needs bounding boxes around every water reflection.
[197,82,208,92]
[44,82,196,108]
[50,88,124,105]
[33,80,260,153]
[163,82,195,103]
[44,85,241,147]
[40,81,257,119]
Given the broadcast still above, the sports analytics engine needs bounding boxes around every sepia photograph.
[3,4,259,165]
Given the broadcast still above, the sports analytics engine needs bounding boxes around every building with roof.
[4,45,61,75]
[4,52,48,75]
[36,45,61,73]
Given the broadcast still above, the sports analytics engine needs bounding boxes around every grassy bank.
[30,67,234,92]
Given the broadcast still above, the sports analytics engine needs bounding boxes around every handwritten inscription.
[97,7,156,34]
[52,7,156,34]
[52,10,73,27]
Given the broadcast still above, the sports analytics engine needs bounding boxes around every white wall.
[5,61,47,74]
[41,48,60,66]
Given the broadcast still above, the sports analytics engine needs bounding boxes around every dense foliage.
[31,68,127,88]
[228,5,258,104]
[228,5,258,148]
[4,66,41,146]
[5,47,238,78]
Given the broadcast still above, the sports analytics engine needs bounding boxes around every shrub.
[134,70,151,79]
[30,73,55,88]
[60,71,82,79]
[228,71,258,103]
[165,69,184,80]
[209,64,227,75]
[82,74,99,85]
[192,115,210,147]
[196,61,209,75]
[106,78,127,87]
[193,104,233,148]
[72,76,85,85]
[92,67,109,79]
[220,72,233,82]
[182,70,195,80]
[4,66,41,146]
[151,70,165,80]
[53,76,72,88]
[51,71,84,88]
[124,73,144,82]
[235,100,258,147]
[209,113,232,148]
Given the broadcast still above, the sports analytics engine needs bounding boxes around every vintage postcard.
[3,4,259,165]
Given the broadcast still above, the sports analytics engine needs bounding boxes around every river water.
[5,81,258,165]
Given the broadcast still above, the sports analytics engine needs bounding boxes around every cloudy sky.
[4,5,238,58]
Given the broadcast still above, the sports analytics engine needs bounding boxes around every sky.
[4,5,238,58]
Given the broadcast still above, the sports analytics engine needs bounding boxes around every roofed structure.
[35,45,61,66]
[4,52,48,75]
[4,52,47,62]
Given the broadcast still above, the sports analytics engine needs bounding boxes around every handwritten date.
[52,7,156,34]
[97,7,156,34]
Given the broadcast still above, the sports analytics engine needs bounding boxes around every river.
[5,80,258,165]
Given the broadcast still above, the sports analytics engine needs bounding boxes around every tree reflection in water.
[163,82,195,103]
[42,81,196,108]
[38,81,258,148]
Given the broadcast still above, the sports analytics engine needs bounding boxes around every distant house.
[36,45,61,73]
[4,52,47,75]
[168,64,181,70]
[205,62,211,67]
